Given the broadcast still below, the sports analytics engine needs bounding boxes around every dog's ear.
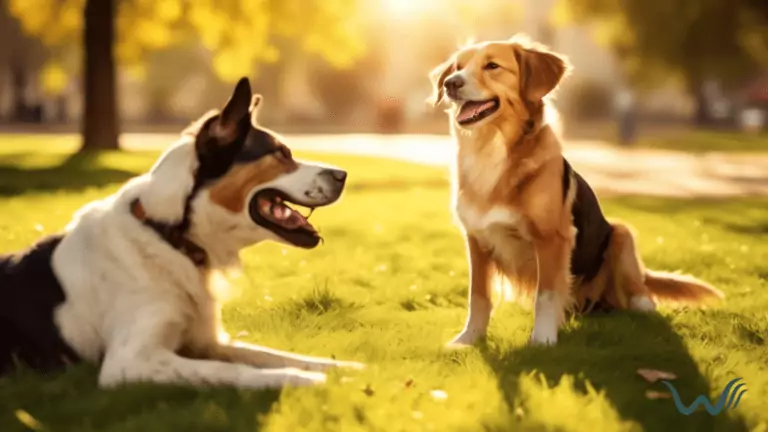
[514,43,571,101]
[213,77,252,142]
[428,59,456,107]
[249,94,263,124]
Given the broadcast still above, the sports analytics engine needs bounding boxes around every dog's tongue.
[457,100,495,123]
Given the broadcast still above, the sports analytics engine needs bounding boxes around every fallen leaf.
[362,384,375,396]
[15,410,44,431]
[405,378,414,388]
[430,389,448,401]
[637,368,677,383]
[646,390,672,400]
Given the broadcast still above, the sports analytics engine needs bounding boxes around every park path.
[123,133,768,198]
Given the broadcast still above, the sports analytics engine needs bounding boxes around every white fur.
[51,138,361,390]
[259,160,343,207]
[448,295,492,348]
[530,290,563,345]
[630,295,656,312]
[140,139,198,224]
[457,204,526,236]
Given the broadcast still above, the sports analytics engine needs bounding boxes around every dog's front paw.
[528,330,557,346]
[446,331,483,349]
[334,360,366,371]
[302,360,365,372]
[280,369,328,387]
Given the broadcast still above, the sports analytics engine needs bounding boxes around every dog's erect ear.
[214,77,252,141]
[515,44,571,101]
[249,94,263,124]
[428,59,456,107]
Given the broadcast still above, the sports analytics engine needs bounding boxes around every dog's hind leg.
[212,341,364,372]
[608,222,656,312]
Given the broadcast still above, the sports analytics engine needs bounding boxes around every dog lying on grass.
[0,77,363,389]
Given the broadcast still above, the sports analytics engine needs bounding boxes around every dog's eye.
[484,62,500,70]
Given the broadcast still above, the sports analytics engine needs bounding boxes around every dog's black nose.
[329,169,347,183]
[444,75,465,98]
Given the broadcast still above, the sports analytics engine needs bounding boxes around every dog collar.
[129,199,209,268]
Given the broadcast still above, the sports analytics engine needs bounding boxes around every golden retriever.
[428,35,723,346]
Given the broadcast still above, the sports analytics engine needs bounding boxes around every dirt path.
[123,133,768,198]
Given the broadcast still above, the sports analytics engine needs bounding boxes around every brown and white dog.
[428,35,724,347]
[0,78,363,388]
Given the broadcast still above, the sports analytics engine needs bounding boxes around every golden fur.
[429,35,723,346]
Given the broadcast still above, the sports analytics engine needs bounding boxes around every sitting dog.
[0,77,362,388]
[428,35,724,346]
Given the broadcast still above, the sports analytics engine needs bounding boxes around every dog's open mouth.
[456,98,500,125]
[249,189,320,248]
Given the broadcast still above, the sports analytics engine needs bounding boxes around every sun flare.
[380,0,432,18]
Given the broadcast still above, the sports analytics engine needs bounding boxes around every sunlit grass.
[0,143,766,432]
[636,130,768,153]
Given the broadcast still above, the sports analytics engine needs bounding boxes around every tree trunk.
[691,84,713,126]
[81,0,119,150]
[685,69,715,127]
[9,61,28,122]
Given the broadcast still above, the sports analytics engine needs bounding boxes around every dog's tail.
[644,270,724,304]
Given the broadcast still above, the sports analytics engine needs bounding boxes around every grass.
[0,140,766,432]
[634,130,768,153]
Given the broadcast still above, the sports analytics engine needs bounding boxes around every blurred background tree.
[0,1,48,124]
[555,0,768,125]
[6,0,365,151]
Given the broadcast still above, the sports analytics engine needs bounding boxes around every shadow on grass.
[0,364,281,431]
[479,312,748,432]
[610,196,768,237]
[0,151,138,196]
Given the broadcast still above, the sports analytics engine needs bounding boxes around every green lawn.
[634,130,768,153]
[0,142,766,432]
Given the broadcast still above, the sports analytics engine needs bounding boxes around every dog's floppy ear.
[213,77,252,142]
[428,58,456,107]
[514,42,571,101]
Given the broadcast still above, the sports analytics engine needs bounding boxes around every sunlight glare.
[381,0,432,18]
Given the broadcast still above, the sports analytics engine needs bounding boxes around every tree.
[554,0,768,124]
[0,1,48,123]
[7,0,365,150]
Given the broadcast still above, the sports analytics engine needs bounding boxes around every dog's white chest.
[456,202,526,236]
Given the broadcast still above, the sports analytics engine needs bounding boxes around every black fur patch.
[566,158,613,283]
[0,235,81,375]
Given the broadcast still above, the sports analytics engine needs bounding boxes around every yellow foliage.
[551,0,575,27]
[8,0,367,82]
[9,0,84,44]
[40,62,69,95]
